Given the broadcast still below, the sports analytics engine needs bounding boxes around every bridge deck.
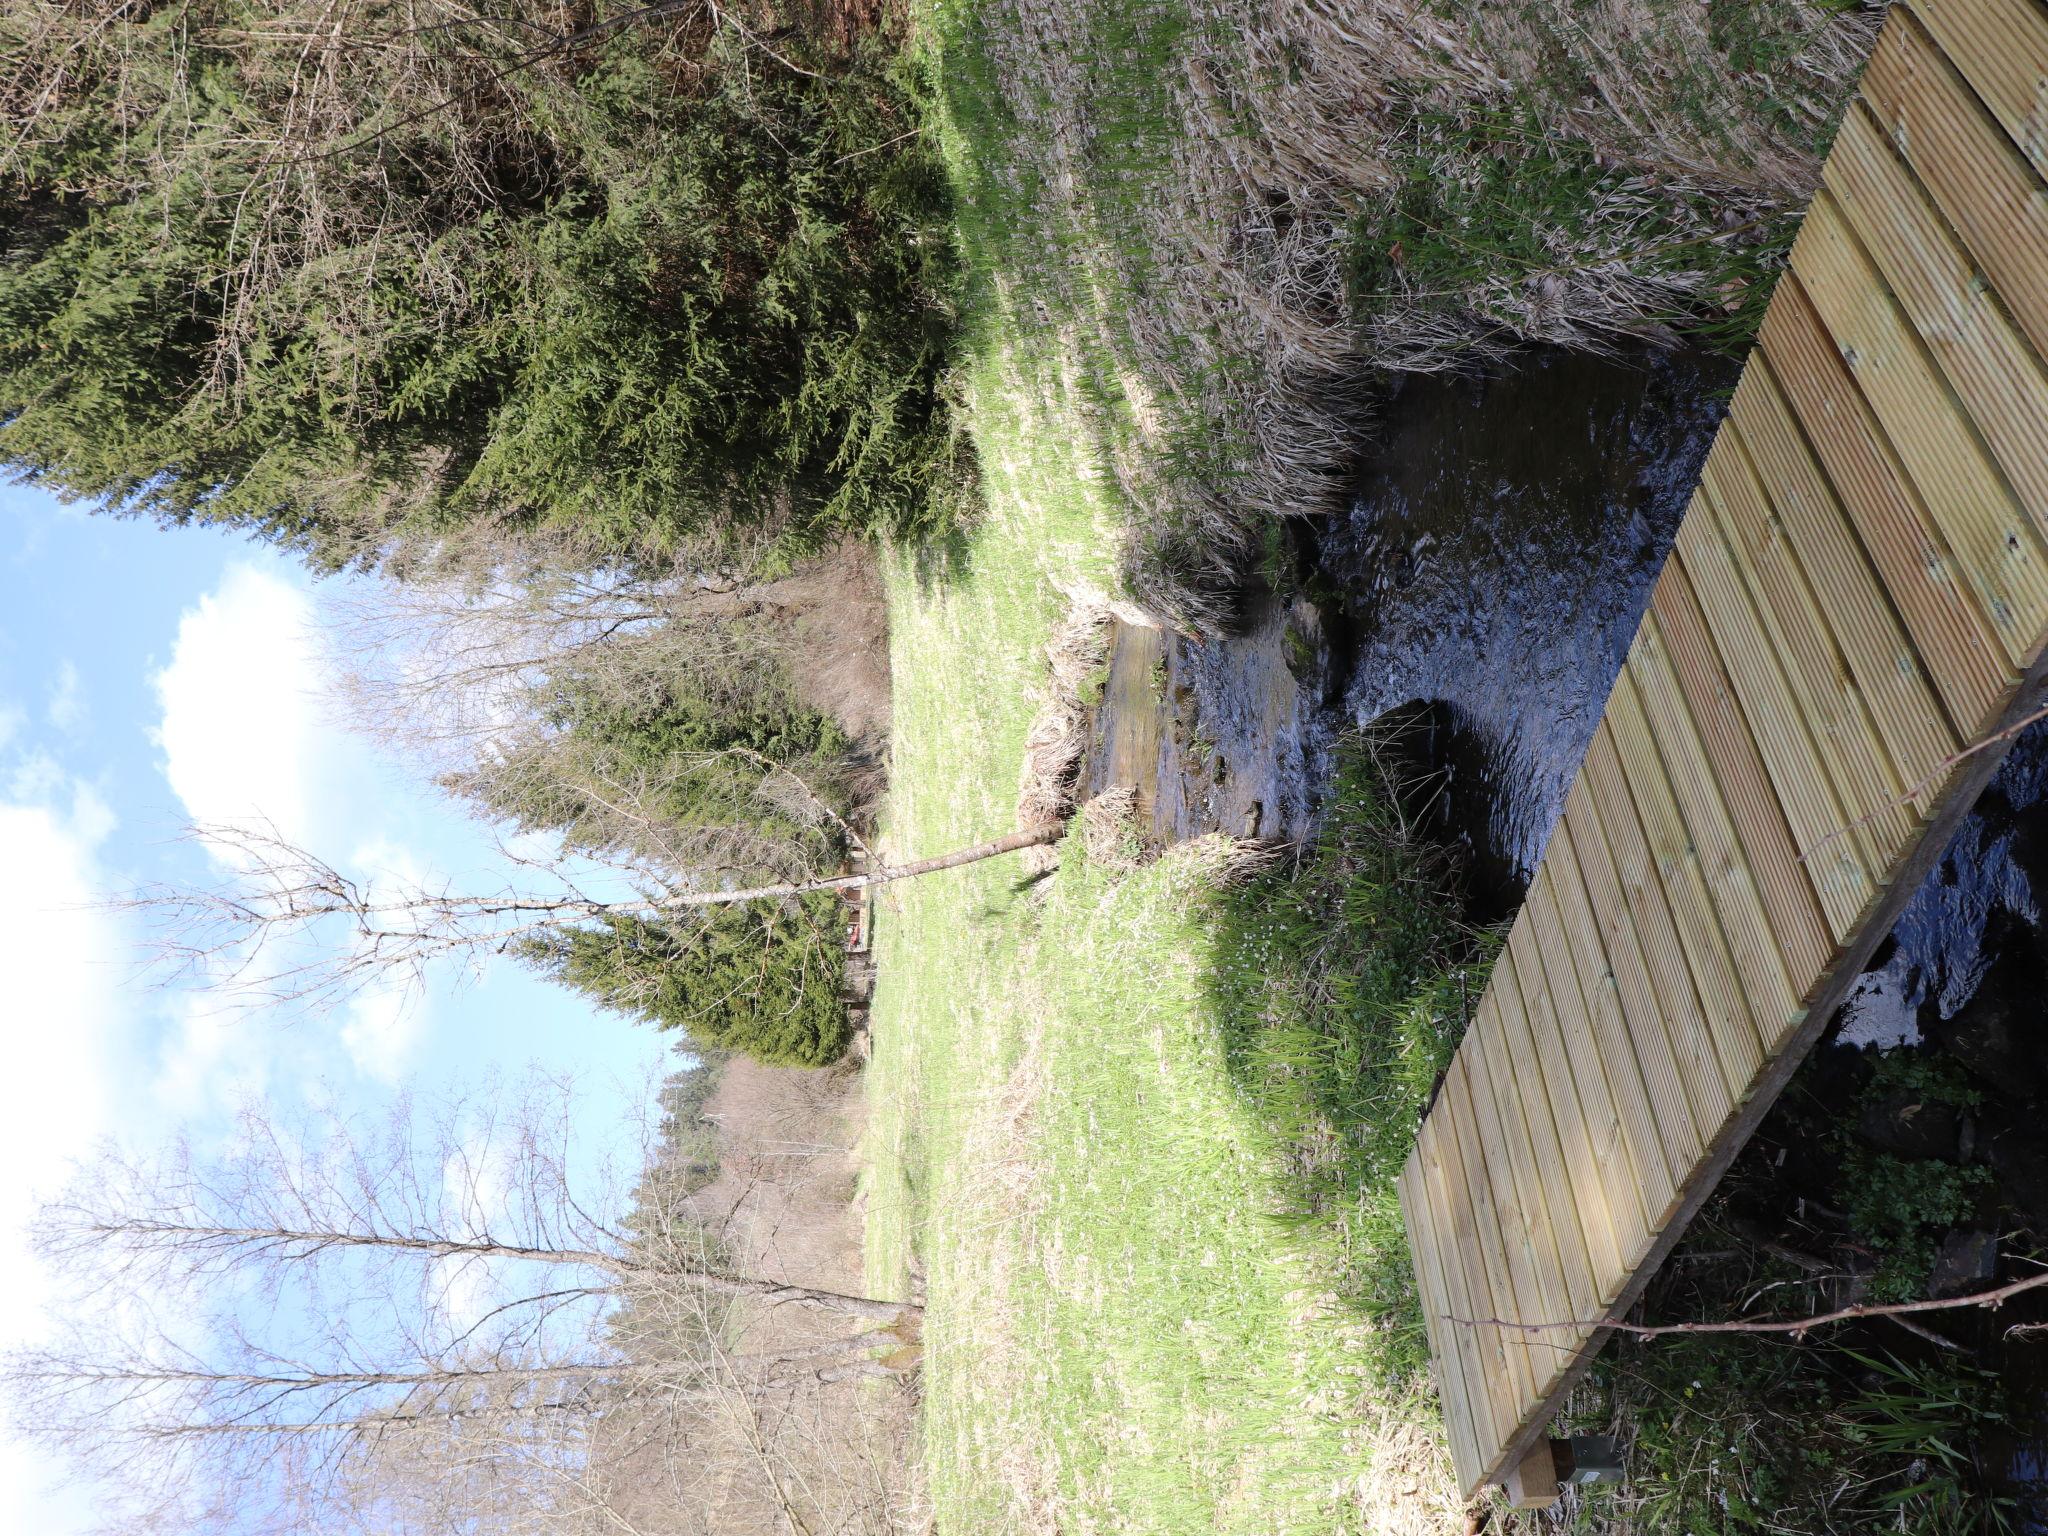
[1399,0,2048,1498]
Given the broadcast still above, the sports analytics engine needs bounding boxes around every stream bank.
[1077,339,2048,1527]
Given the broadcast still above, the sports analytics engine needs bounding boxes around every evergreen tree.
[0,0,957,568]
[527,902,853,1068]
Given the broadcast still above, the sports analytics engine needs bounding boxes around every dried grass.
[942,0,1881,623]
[1078,784,1141,870]
[1014,601,1114,868]
[1349,1387,1467,1536]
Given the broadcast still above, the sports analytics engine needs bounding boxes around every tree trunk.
[89,1218,920,1322]
[655,825,1064,912]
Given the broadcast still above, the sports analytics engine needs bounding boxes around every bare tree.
[5,1078,918,1533]
[127,818,1057,1018]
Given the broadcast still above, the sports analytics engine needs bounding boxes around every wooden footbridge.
[1397,0,2048,1503]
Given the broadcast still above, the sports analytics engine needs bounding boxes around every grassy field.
[907,0,1875,621]
[858,328,1487,1530]
[858,3,1899,1530]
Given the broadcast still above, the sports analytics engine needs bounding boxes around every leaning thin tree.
[125,817,1058,1021]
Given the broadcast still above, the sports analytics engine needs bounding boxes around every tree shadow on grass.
[1203,724,1497,1389]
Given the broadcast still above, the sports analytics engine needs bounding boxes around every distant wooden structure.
[1398,0,2048,1502]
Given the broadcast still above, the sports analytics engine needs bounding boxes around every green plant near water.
[1208,731,1491,1385]
[1578,1340,2014,1535]
[1840,1351,2014,1535]
[1842,1150,1993,1303]
[1841,1053,1994,1303]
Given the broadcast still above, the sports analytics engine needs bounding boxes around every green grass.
[1563,1333,2018,1535]
[866,6,1888,1528]
[860,346,1482,1527]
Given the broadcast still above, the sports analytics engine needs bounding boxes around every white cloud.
[153,988,270,1120]
[153,562,326,853]
[340,971,425,1085]
[0,787,129,1535]
[45,661,84,735]
[155,569,450,1083]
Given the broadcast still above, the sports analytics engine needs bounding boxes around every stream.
[1077,339,2048,1517]
[1326,345,2048,1524]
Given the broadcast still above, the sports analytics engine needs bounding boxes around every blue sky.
[0,490,673,1529]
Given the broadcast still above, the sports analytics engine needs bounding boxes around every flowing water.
[1318,343,2048,1522]
[1320,345,1737,915]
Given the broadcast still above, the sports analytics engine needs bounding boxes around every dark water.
[1320,347,1736,915]
[1315,341,2048,1521]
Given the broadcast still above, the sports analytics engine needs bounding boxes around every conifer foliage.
[0,0,957,567]
[526,900,853,1068]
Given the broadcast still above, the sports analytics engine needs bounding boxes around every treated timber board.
[1503,920,1631,1297]
[1462,1038,1571,1393]
[1668,508,1876,939]
[1724,366,1966,794]
[1545,815,1695,1215]
[1827,109,2048,544]
[1403,4,2048,1497]
[1863,13,2048,379]
[1487,949,1601,1324]
[1588,702,1766,1102]
[1697,436,1919,872]
[1407,1122,1483,1473]
[1521,875,1653,1275]
[1398,1160,1482,1479]
[1789,196,2048,662]
[1467,1016,1582,1385]
[1756,291,2016,729]
[1564,770,1735,1142]
[1417,1110,1512,1458]
[1443,1057,1544,1412]
[1469,659,2048,1496]
[1626,609,1813,1029]
[1901,0,2048,184]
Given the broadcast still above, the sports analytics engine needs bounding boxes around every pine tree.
[526,903,853,1068]
[0,1,957,568]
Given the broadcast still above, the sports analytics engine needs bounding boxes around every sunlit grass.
[859,331,1479,1528]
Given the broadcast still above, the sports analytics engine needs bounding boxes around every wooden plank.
[1466,656,2048,1496]
[1542,816,1691,1226]
[1519,876,1653,1285]
[1558,774,1719,1155]
[1789,195,2048,665]
[1399,1154,1483,1481]
[1486,948,1602,1324]
[1466,1011,1584,1389]
[1753,290,2016,730]
[1827,107,2048,559]
[1723,370,1965,803]
[1671,503,1877,938]
[1863,14,2048,378]
[1403,7,2048,1493]
[1444,1055,1544,1410]
[1629,599,1822,1021]
[1901,0,2048,182]
[1502,920,1631,1299]
[1416,1112,1512,1463]
[1598,679,1769,1095]
[1699,431,1920,872]
[1564,769,1735,1143]
[1411,1121,1494,1479]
